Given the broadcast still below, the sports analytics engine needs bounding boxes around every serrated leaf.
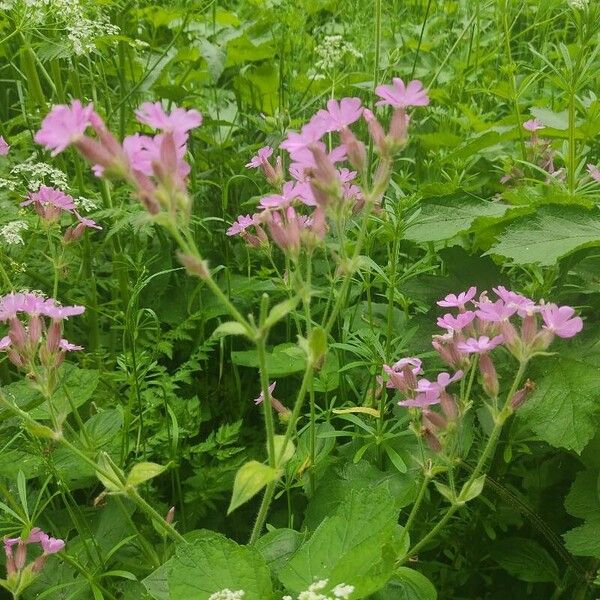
[404,194,508,243]
[489,205,600,266]
[517,354,600,453]
[279,485,398,598]
[373,568,437,600]
[228,461,280,514]
[143,531,273,600]
[127,462,167,487]
[564,518,600,558]
[490,537,560,583]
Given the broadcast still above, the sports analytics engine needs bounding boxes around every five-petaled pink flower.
[59,339,83,352]
[260,181,300,209]
[457,335,504,354]
[437,311,476,331]
[315,98,363,132]
[227,214,255,236]
[35,100,97,156]
[492,286,537,317]
[383,357,422,390]
[0,136,9,156]
[476,299,517,322]
[540,304,583,338]
[254,382,277,405]
[246,146,273,169]
[20,186,76,221]
[437,287,477,308]
[135,102,202,134]
[398,371,463,408]
[375,78,429,109]
[523,118,544,132]
[587,164,600,183]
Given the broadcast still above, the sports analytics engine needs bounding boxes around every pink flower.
[587,164,600,182]
[398,371,463,408]
[0,292,56,321]
[375,78,429,109]
[59,339,83,351]
[383,357,422,390]
[123,131,191,179]
[540,304,583,338]
[0,136,9,156]
[227,214,255,236]
[135,102,202,134]
[315,98,363,132]
[280,119,328,161]
[254,382,276,405]
[492,286,537,317]
[476,299,517,322]
[523,118,543,132]
[457,335,504,354]
[0,335,11,350]
[436,311,475,331]
[437,287,477,308]
[260,181,300,209]
[40,535,65,554]
[35,100,97,156]
[44,304,85,320]
[21,185,76,221]
[246,146,273,168]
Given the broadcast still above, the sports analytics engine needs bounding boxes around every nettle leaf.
[228,460,281,514]
[255,528,305,576]
[490,538,560,583]
[404,194,508,243]
[373,568,437,600]
[489,205,600,266]
[143,532,273,600]
[517,354,600,453]
[278,485,398,598]
[563,467,600,558]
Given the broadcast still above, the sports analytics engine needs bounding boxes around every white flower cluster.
[283,579,355,600]
[0,220,29,245]
[11,159,68,191]
[308,35,362,80]
[74,196,98,212]
[208,590,245,600]
[568,0,589,7]
[7,0,119,56]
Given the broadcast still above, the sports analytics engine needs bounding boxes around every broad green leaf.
[530,107,569,130]
[255,528,304,575]
[273,435,295,466]
[279,485,399,598]
[434,481,456,504]
[490,538,560,583]
[127,462,167,487]
[404,195,508,243]
[373,568,437,600]
[263,297,299,330]
[517,355,600,453]
[96,453,124,493]
[197,39,226,81]
[231,343,307,376]
[458,475,486,504]
[489,205,600,266]
[228,461,280,514]
[84,409,123,450]
[143,532,273,600]
[563,519,600,558]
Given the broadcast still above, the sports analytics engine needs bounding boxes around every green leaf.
[84,409,123,449]
[263,296,299,330]
[490,538,560,583]
[273,435,295,466]
[564,518,600,558]
[373,568,437,600]
[530,107,569,130]
[458,475,486,504]
[231,343,307,376]
[278,485,399,598]
[143,531,273,600]
[96,453,124,493]
[404,194,508,243]
[433,481,456,504]
[308,326,328,367]
[212,321,249,338]
[517,354,600,453]
[489,205,600,266]
[255,528,304,575]
[228,461,280,514]
[127,462,168,487]
[197,39,226,81]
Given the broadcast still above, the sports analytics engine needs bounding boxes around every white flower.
[10,159,68,191]
[332,584,354,599]
[0,220,28,245]
[285,579,354,600]
[208,590,245,600]
[308,35,362,78]
[74,196,98,212]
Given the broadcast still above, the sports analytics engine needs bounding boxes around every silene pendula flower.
[315,97,363,132]
[259,181,300,209]
[226,214,268,248]
[523,118,543,133]
[587,163,600,183]
[456,334,504,354]
[398,371,463,408]
[437,287,477,309]
[20,186,76,222]
[436,311,476,332]
[135,102,202,134]
[253,381,289,416]
[0,135,10,156]
[539,304,583,339]
[375,78,429,109]
[383,357,422,391]
[64,213,102,242]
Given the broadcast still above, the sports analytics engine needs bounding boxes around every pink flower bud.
[479,354,499,398]
[340,127,366,172]
[8,318,27,349]
[423,427,442,453]
[363,108,386,152]
[15,541,27,570]
[166,506,175,524]
[423,409,447,430]
[28,315,43,346]
[74,137,115,173]
[177,252,210,279]
[439,390,458,420]
[511,379,535,410]
[521,314,537,344]
[46,320,62,353]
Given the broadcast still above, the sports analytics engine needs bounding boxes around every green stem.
[249,481,276,545]
[398,473,431,551]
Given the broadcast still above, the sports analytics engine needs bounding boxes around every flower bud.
[423,409,447,430]
[166,506,175,524]
[511,379,535,410]
[9,317,27,349]
[423,427,442,453]
[521,314,537,344]
[363,108,386,152]
[439,390,458,420]
[46,320,62,353]
[28,315,43,346]
[340,127,366,172]
[479,354,499,398]
[15,541,27,570]
[177,252,210,279]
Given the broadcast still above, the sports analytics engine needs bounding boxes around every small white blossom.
[11,159,68,191]
[332,584,354,599]
[208,590,245,600]
[284,579,354,600]
[74,196,98,212]
[0,220,28,245]
[0,178,17,191]
[308,35,362,79]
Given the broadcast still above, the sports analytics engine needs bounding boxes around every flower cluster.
[228,78,429,258]
[10,158,69,192]
[208,590,245,600]
[282,579,354,600]
[35,100,202,218]
[3,527,64,596]
[20,185,101,241]
[0,220,28,246]
[307,34,363,80]
[0,292,84,373]
[383,286,583,451]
